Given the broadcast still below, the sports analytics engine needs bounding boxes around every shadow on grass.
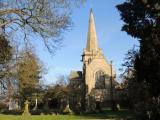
[75,109,134,120]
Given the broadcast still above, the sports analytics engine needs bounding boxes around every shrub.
[0,102,8,111]
[2,110,23,115]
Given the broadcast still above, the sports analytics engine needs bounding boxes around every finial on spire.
[90,8,93,13]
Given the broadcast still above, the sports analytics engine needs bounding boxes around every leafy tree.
[17,50,42,106]
[0,0,86,53]
[117,0,160,119]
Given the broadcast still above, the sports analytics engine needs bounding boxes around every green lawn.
[0,110,133,120]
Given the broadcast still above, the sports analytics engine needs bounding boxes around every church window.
[95,70,105,89]
[88,58,91,64]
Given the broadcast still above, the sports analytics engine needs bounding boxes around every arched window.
[88,58,91,64]
[95,70,105,89]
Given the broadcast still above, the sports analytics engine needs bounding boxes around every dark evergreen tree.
[117,0,160,119]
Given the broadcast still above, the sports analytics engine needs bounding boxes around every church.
[69,9,116,112]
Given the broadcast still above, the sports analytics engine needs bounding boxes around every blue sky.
[36,0,139,84]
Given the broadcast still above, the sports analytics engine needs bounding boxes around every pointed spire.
[86,9,99,51]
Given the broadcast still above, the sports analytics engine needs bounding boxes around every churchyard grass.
[0,109,133,120]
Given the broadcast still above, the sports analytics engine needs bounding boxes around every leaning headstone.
[14,100,19,110]
[40,112,44,115]
[8,98,13,110]
[22,100,31,116]
[51,112,56,115]
[116,104,120,111]
[63,104,73,114]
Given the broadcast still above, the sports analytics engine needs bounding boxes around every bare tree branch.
[0,0,85,53]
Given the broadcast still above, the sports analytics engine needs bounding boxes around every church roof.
[69,71,82,80]
[86,9,99,51]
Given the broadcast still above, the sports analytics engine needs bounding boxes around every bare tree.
[0,0,86,53]
[56,74,69,86]
[0,35,12,97]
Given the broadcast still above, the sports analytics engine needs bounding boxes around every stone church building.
[69,10,116,112]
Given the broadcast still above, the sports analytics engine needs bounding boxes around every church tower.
[82,9,115,110]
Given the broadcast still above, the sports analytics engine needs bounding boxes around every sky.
[36,0,139,84]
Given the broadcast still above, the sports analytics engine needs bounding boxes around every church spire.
[86,9,99,51]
